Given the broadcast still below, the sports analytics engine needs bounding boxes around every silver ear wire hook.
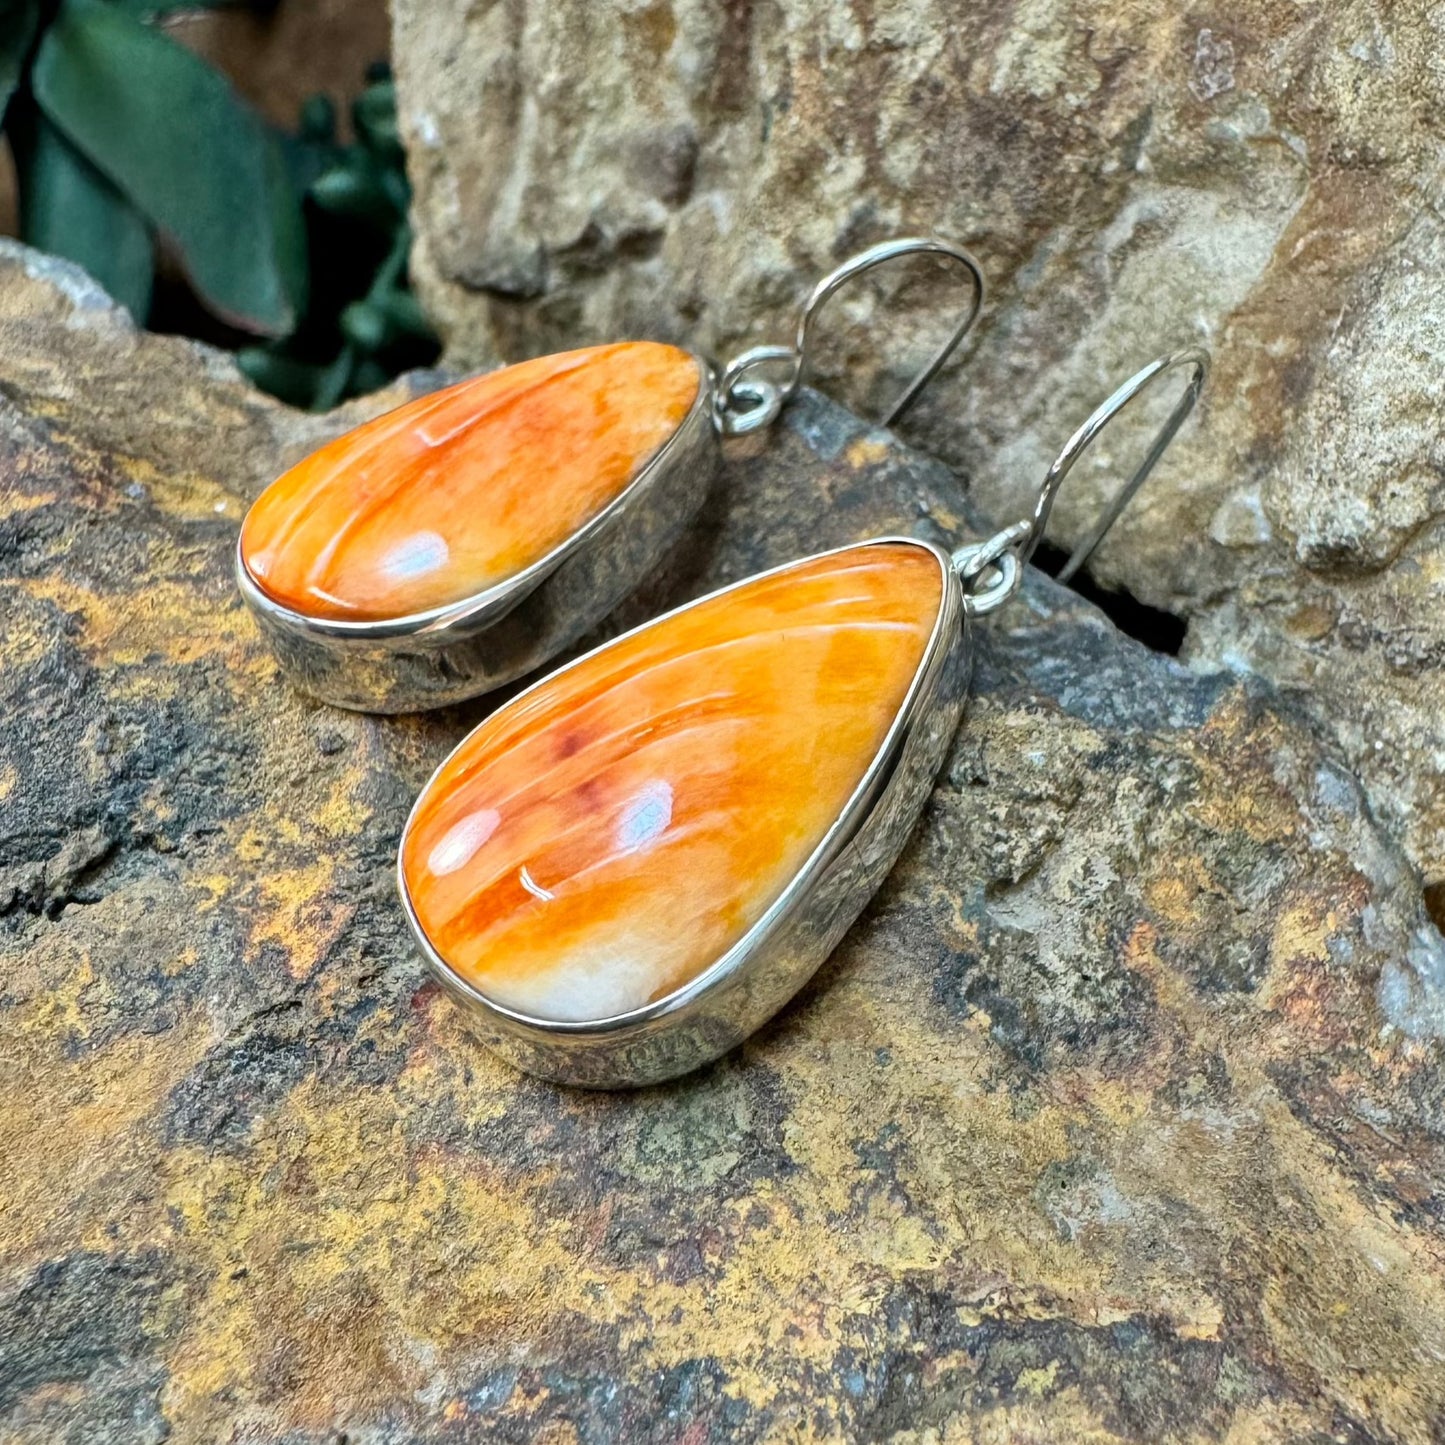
[955,347,1209,615]
[1026,347,1210,582]
[715,236,986,437]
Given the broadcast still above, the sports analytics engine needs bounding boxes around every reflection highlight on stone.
[617,779,674,852]
[380,530,449,581]
[426,809,500,878]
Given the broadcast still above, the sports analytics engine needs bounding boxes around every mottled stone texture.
[392,0,1445,891]
[3,245,1445,1442]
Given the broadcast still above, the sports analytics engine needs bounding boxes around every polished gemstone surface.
[401,541,946,1022]
[239,343,701,622]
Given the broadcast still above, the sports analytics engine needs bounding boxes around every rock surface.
[2,246,1445,1442]
[391,0,1445,892]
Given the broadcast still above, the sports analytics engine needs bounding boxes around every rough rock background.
[3,248,1444,1442]
[391,0,1445,897]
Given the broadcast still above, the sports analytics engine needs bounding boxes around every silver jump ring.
[712,346,796,436]
[952,532,1025,616]
[1025,348,1209,582]
[715,235,986,438]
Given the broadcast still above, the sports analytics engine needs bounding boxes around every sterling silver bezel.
[397,536,971,1088]
[235,357,719,713]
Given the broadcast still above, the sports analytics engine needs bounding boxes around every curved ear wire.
[794,236,987,426]
[716,236,986,436]
[1025,348,1209,583]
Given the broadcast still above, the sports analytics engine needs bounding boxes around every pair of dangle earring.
[236,237,985,712]
[234,236,1207,1088]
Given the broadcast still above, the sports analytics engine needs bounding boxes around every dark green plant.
[236,70,440,410]
[0,0,438,408]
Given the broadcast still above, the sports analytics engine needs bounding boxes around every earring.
[395,348,1209,1087]
[235,236,985,712]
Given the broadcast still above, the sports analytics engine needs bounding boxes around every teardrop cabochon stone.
[239,342,703,624]
[400,537,968,1081]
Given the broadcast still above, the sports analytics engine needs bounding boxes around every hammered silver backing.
[236,363,719,713]
[397,538,970,1088]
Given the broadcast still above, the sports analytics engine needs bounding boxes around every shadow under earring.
[234,236,985,712]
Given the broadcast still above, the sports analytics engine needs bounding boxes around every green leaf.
[311,345,355,411]
[236,346,328,409]
[107,0,261,18]
[339,298,387,352]
[374,287,433,339]
[0,0,39,121]
[338,289,433,354]
[309,157,402,226]
[281,96,342,195]
[352,80,401,159]
[281,131,340,198]
[15,110,154,321]
[32,0,307,336]
[297,93,336,145]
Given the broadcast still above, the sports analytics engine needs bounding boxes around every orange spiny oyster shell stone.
[401,541,946,1023]
[239,343,701,623]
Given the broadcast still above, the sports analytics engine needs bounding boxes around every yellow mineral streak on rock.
[845,436,891,468]
[141,1017,1099,1427]
[0,481,58,517]
[1175,1299,1225,1341]
[32,951,98,1045]
[24,893,1432,1445]
[1191,699,1304,847]
[1248,1102,1445,1444]
[314,774,373,842]
[156,1074,598,1429]
[212,769,375,981]
[1015,1359,1060,1395]
[18,574,255,669]
[1102,922,1445,1441]
[244,858,356,984]
[117,453,248,523]
[1142,859,1213,928]
[1267,900,1335,978]
[1120,919,1202,1027]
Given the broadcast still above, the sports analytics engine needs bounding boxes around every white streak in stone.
[488,938,660,1022]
